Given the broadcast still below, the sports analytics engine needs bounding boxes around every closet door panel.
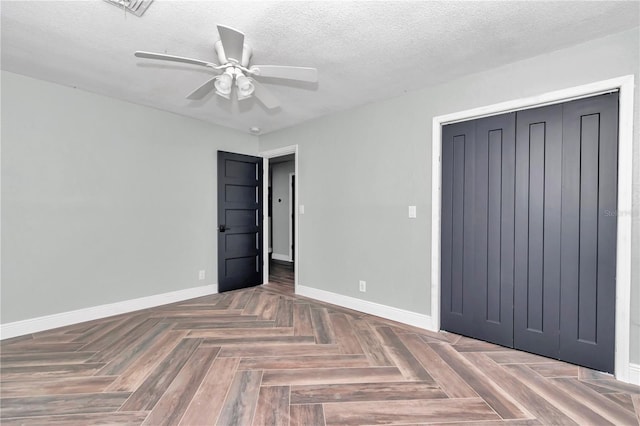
[513,104,563,359]
[559,93,618,373]
[473,113,516,347]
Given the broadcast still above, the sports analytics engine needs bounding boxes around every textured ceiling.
[1,1,638,135]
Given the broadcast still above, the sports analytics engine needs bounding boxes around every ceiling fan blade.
[251,65,318,83]
[186,76,218,100]
[134,51,215,67]
[251,80,280,110]
[217,25,245,63]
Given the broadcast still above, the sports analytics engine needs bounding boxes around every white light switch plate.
[408,206,417,218]
[299,205,305,214]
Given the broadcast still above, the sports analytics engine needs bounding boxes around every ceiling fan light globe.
[236,75,255,97]
[214,74,232,95]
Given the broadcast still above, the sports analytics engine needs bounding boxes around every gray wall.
[1,71,259,323]
[271,161,295,260]
[259,28,640,363]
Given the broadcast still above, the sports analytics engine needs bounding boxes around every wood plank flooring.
[1,265,639,425]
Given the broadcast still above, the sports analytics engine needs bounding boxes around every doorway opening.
[262,146,298,294]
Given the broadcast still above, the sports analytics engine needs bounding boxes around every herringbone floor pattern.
[1,268,639,425]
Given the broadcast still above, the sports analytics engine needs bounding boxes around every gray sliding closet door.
[441,93,618,373]
[513,103,564,360]
[559,94,618,373]
[441,120,476,338]
[441,113,516,347]
[474,114,516,347]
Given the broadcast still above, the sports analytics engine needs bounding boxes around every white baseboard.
[0,284,218,340]
[296,285,433,331]
[627,363,640,386]
[272,253,292,262]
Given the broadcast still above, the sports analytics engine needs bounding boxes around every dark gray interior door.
[441,93,618,373]
[217,151,263,292]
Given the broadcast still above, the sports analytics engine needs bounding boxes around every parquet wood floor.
[1,267,639,425]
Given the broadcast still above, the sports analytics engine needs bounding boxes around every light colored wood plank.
[0,376,116,398]
[242,291,269,316]
[485,351,558,365]
[219,343,341,357]
[215,370,263,426]
[106,330,186,392]
[579,367,615,380]
[0,393,131,418]
[142,347,219,426]
[201,335,315,346]
[376,326,434,382]
[290,381,446,404]
[179,357,240,426]
[399,333,477,398]
[187,327,294,338]
[329,313,364,354]
[228,288,255,310]
[551,378,639,425]
[258,293,281,321]
[167,314,258,323]
[290,404,324,426]
[238,354,370,370]
[98,322,172,375]
[429,344,529,419]
[1,363,106,382]
[150,309,245,317]
[528,363,579,378]
[581,378,640,395]
[89,318,160,363]
[293,303,313,336]
[77,315,144,351]
[0,351,97,367]
[171,320,276,330]
[323,398,500,425]
[119,338,201,411]
[505,364,615,425]
[427,420,542,426]
[310,308,336,344]
[274,297,293,327]
[352,318,394,366]
[252,385,290,426]
[0,412,149,425]
[262,367,404,386]
[462,352,574,425]
[603,392,636,413]
[454,342,512,352]
[0,342,87,354]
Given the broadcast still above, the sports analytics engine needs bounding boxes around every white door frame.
[430,75,635,383]
[289,172,295,262]
[260,145,299,291]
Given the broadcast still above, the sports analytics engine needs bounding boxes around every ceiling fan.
[134,24,318,109]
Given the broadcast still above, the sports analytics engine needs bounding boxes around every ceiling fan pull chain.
[121,0,129,19]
